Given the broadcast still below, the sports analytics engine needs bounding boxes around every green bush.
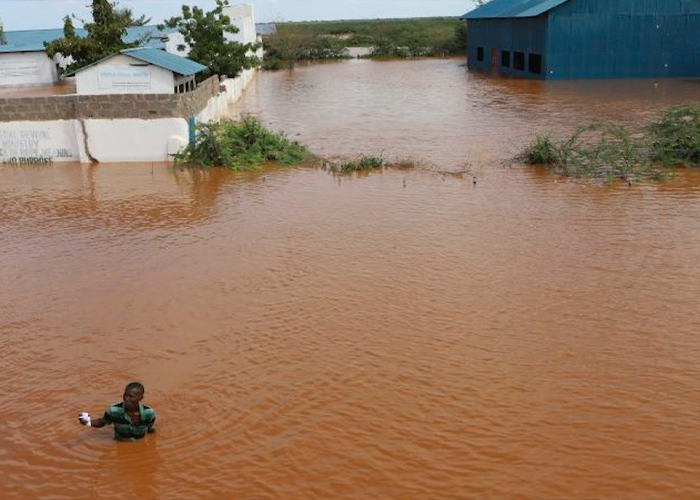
[523,135,558,164]
[326,155,385,173]
[521,123,666,180]
[175,115,313,170]
[648,104,700,167]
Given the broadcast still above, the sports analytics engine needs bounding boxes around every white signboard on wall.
[0,61,41,79]
[0,122,79,164]
[98,65,152,91]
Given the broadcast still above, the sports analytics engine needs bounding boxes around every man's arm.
[88,417,107,428]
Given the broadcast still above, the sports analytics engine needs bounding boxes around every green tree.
[45,0,149,74]
[159,0,259,81]
[0,18,6,45]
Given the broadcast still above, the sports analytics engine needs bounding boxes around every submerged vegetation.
[262,17,466,69]
[521,104,700,181]
[175,115,313,170]
[176,118,418,175]
[325,155,385,173]
[647,104,700,167]
[324,155,420,174]
[180,104,700,183]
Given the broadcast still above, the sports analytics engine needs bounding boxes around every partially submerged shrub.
[176,115,313,170]
[521,122,668,180]
[522,135,558,164]
[648,104,700,167]
[326,155,385,173]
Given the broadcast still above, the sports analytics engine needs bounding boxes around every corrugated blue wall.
[467,0,700,79]
[547,0,700,78]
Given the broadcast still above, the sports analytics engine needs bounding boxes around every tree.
[45,0,150,74]
[0,18,6,45]
[159,0,259,81]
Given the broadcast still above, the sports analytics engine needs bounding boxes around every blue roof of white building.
[462,0,570,19]
[119,48,207,76]
[66,47,207,77]
[0,25,176,53]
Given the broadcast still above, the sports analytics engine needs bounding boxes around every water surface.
[2,59,700,500]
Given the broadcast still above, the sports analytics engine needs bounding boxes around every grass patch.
[175,115,314,170]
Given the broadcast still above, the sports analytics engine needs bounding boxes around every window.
[501,50,510,67]
[513,51,525,70]
[528,53,543,75]
[477,47,484,62]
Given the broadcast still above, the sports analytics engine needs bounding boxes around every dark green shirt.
[102,402,156,441]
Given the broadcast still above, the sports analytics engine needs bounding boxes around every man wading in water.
[79,382,156,441]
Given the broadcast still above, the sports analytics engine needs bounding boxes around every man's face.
[123,387,143,411]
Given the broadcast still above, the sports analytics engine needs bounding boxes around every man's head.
[123,382,145,410]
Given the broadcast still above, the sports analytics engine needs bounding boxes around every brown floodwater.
[2,59,700,500]
[0,82,76,98]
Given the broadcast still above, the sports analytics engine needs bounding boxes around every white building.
[68,48,207,95]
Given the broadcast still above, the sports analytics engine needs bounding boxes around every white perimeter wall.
[76,55,175,95]
[0,66,258,164]
[0,52,58,87]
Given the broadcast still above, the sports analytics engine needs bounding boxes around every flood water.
[2,58,700,500]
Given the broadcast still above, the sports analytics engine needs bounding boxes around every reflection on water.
[2,59,700,500]
[0,83,76,98]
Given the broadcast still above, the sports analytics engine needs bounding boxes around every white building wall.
[75,55,175,95]
[0,52,58,87]
[165,4,257,56]
[165,33,191,57]
[224,4,257,45]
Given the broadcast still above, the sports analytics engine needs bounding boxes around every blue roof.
[0,25,177,54]
[66,47,207,76]
[119,48,207,76]
[462,0,570,19]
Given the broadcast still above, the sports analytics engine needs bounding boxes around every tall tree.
[0,18,6,45]
[45,0,150,74]
[159,0,259,81]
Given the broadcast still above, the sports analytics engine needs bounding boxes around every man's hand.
[78,412,91,427]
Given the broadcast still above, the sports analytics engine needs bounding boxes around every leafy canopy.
[159,0,259,81]
[45,0,149,74]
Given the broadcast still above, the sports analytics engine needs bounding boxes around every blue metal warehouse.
[463,0,700,79]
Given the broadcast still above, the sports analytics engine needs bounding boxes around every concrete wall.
[0,52,58,87]
[76,55,176,95]
[0,69,257,164]
[0,76,219,122]
[195,68,256,123]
